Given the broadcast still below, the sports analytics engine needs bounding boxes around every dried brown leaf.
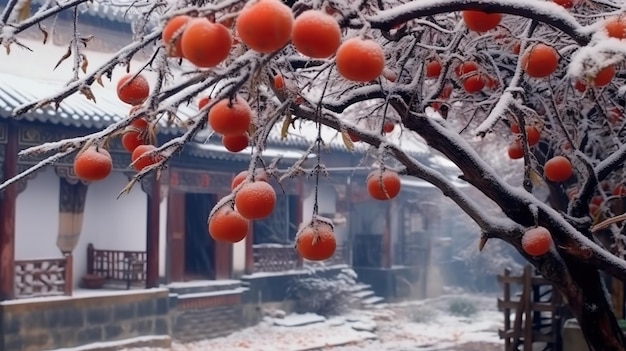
[478,236,488,252]
[80,35,94,47]
[95,75,104,87]
[38,23,48,44]
[80,54,88,74]
[529,168,543,186]
[79,87,96,103]
[54,46,72,71]
[280,112,292,140]
[340,129,354,152]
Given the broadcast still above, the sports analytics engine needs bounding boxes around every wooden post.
[0,123,17,301]
[523,265,533,351]
[421,202,438,298]
[381,202,393,269]
[86,243,94,274]
[145,175,160,288]
[244,224,254,274]
[296,178,304,269]
[64,253,73,296]
[214,192,233,279]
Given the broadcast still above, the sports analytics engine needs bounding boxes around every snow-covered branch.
[1,0,89,44]
[0,147,77,193]
[367,0,591,46]
[12,30,160,115]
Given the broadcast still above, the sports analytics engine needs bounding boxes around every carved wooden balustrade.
[87,243,147,288]
[15,255,73,298]
[252,244,301,273]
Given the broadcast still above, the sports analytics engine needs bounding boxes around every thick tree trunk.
[561,260,625,351]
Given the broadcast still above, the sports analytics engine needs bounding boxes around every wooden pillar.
[166,189,185,282]
[145,174,160,288]
[214,192,233,280]
[0,123,17,300]
[345,176,354,266]
[296,178,304,268]
[381,202,392,269]
[421,202,438,298]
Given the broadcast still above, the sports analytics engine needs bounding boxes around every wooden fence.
[498,265,564,351]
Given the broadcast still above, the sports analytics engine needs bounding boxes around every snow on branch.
[12,30,161,116]
[0,147,77,193]
[474,21,536,136]
[388,99,626,281]
[367,0,590,45]
[1,0,90,43]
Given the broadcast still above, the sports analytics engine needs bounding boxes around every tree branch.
[367,0,590,46]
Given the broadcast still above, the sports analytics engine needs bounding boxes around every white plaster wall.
[15,168,61,260]
[302,184,336,223]
[302,184,349,243]
[232,240,246,278]
[74,172,147,287]
[351,201,386,235]
[159,194,168,279]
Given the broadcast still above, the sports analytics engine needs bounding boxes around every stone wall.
[171,291,244,342]
[0,289,171,351]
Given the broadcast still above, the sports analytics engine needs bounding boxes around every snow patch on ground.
[119,294,503,351]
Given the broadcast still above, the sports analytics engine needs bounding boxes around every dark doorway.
[183,193,216,280]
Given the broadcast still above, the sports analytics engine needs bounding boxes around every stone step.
[352,290,375,299]
[167,279,243,295]
[362,296,385,306]
[347,283,371,292]
[371,303,389,309]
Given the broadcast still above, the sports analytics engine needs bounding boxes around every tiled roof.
[0,72,186,134]
[0,72,458,181]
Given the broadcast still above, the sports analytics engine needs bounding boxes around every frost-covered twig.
[0,147,77,193]
[0,0,21,24]
[367,0,590,46]
[475,21,537,136]
[12,30,161,115]
[393,100,626,282]
[1,0,89,43]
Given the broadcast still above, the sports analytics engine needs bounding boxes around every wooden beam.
[145,175,160,288]
[0,123,17,300]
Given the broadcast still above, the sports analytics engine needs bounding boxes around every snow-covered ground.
[121,294,503,351]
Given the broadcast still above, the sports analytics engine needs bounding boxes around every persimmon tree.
[3,0,626,349]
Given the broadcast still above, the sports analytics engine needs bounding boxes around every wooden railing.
[15,255,73,298]
[253,244,301,273]
[316,244,349,266]
[498,265,563,351]
[87,243,147,289]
